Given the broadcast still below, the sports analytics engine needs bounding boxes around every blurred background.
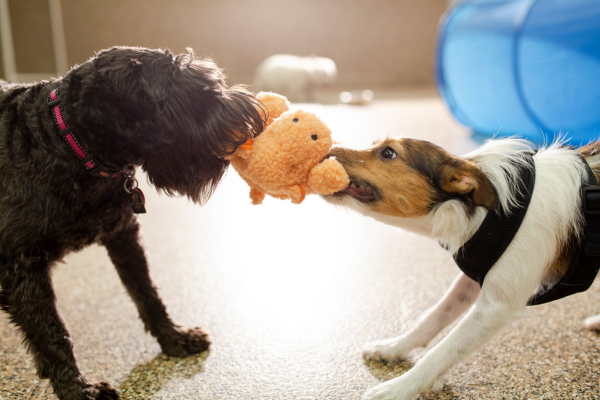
[0,0,448,91]
[3,0,599,140]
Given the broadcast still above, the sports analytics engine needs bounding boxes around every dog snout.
[323,147,348,166]
[328,146,359,168]
[328,146,347,161]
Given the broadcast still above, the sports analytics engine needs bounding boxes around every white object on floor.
[252,54,337,102]
[340,90,374,105]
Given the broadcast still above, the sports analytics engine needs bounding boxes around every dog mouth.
[334,177,377,202]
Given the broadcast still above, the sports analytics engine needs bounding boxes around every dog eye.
[293,118,299,123]
[379,146,397,160]
[311,134,318,141]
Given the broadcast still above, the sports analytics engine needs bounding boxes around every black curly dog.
[0,46,264,399]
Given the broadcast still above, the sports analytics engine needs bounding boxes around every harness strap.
[527,156,600,305]
[48,88,120,178]
[447,151,600,305]
[453,152,536,285]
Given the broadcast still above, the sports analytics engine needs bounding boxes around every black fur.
[395,139,462,207]
[0,46,264,399]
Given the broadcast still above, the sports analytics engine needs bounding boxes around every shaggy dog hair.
[0,46,264,400]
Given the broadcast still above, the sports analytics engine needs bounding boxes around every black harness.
[448,151,600,306]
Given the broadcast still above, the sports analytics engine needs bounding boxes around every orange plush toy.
[228,92,349,205]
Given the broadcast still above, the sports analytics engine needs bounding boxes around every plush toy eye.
[379,146,397,159]
[311,134,318,141]
[293,118,299,123]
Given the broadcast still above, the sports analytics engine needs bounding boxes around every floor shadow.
[364,358,412,382]
[118,351,209,400]
[364,358,460,399]
[587,326,600,336]
[417,386,460,399]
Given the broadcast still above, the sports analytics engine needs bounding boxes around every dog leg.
[362,287,525,400]
[363,272,479,363]
[103,223,210,358]
[0,261,118,400]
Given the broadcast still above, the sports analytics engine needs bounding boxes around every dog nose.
[328,146,345,159]
[323,147,349,164]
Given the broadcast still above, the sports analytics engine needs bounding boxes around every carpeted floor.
[1,89,599,399]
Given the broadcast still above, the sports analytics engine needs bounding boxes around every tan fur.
[545,243,574,285]
[439,160,497,210]
[331,141,433,217]
[543,143,600,283]
[330,138,498,218]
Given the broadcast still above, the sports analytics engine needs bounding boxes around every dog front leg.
[102,223,209,357]
[363,272,479,363]
[0,260,118,400]
[362,288,525,400]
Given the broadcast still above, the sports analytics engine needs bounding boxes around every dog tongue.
[342,185,371,198]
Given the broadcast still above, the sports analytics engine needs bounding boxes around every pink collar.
[48,88,120,178]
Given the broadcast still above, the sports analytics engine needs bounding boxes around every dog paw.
[363,336,415,363]
[82,382,119,400]
[431,377,444,391]
[584,315,600,331]
[362,376,420,400]
[160,326,210,358]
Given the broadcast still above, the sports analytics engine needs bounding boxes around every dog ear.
[440,160,498,210]
[75,58,171,153]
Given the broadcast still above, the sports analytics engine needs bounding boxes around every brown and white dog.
[323,137,600,400]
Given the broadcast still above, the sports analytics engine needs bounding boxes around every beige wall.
[10,0,55,73]
[0,19,3,80]
[1,0,446,87]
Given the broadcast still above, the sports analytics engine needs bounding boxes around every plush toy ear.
[440,160,498,210]
[257,92,290,125]
[75,58,171,153]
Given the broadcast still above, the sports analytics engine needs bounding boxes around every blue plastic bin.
[436,0,600,145]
